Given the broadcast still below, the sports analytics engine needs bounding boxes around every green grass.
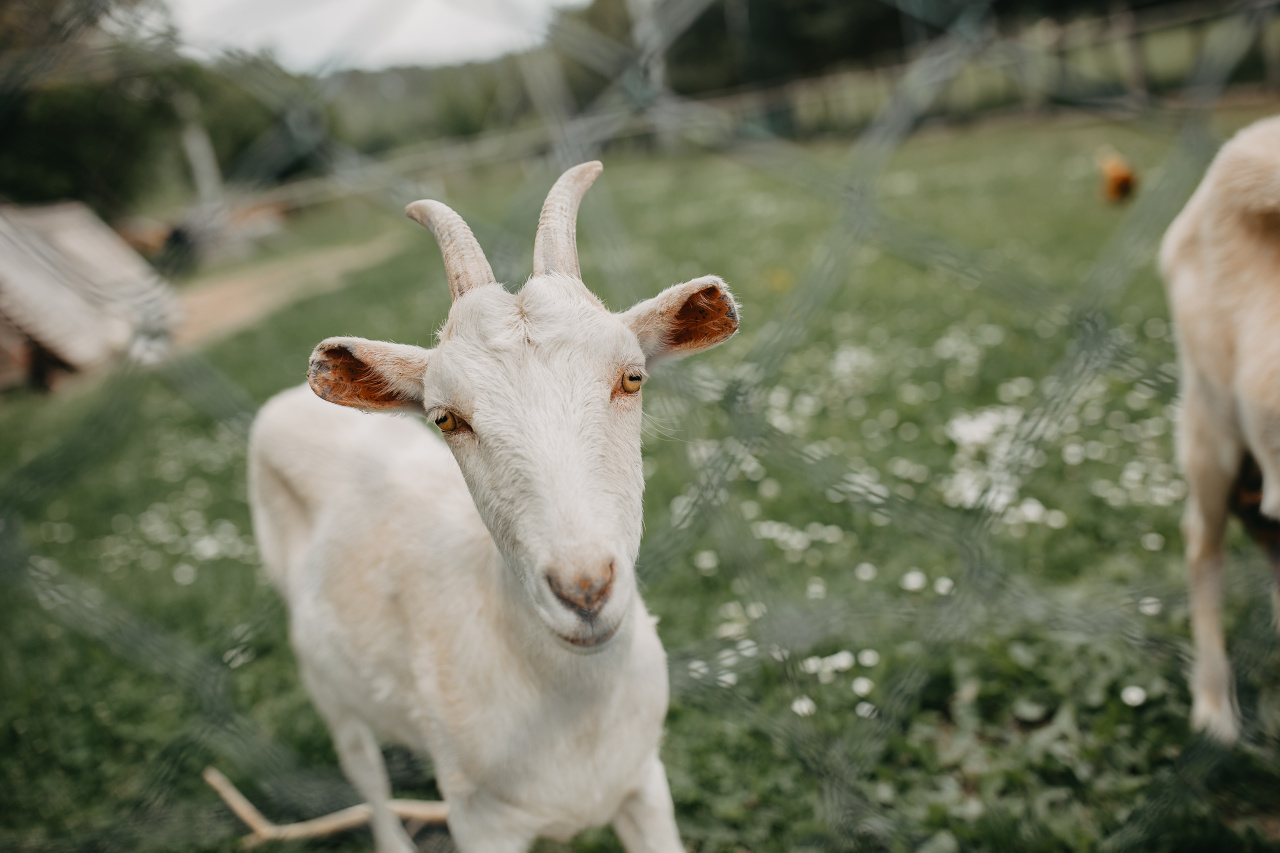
[5,102,1280,853]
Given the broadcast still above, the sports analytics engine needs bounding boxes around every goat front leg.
[1180,386,1241,744]
[611,754,683,853]
[442,792,536,853]
[330,716,417,853]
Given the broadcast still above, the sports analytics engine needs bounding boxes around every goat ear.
[308,337,431,412]
[620,275,739,365]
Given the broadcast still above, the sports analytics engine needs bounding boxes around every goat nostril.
[548,562,615,619]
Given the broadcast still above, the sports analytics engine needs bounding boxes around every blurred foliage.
[328,0,1248,158]
[582,0,1194,94]
[0,0,163,215]
[0,0,330,218]
[175,59,282,182]
[330,58,528,154]
[0,50,326,217]
[667,0,908,94]
[0,74,177,217]
[0,0,1258,216]
[0,0,116,56]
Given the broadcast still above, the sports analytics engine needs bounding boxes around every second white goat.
[1160,114,1280,744]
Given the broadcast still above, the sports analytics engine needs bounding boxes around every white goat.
[247,161,738,851]
[1160,114,1280,744]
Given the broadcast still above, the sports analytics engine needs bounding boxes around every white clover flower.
[715,622,749,640]
[852,677,874,697]
[827,650,855,672]
[900,569,927,591]
[191,535,221,561]
[791,696,816,717]
[719,601,746,620]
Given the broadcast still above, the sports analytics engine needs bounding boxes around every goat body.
[250,387,672,848]
[1160,114,1280,744]
[249,162,738,851]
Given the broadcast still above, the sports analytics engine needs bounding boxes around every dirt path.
[174,231,408,349]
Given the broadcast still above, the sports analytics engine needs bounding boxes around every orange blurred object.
[1098,151,1137,203]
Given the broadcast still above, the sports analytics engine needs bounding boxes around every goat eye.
[435,411,459,432]
[620,372,643,394]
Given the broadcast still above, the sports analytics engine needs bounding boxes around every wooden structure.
[0,201,177,389]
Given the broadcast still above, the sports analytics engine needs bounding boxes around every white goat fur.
[1160,115,1280,744]
[248,162,738,851]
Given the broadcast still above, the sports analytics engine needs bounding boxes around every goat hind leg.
[1236,402,1280,632]
[1239,398,1280,522]
[1180,396,1241,744]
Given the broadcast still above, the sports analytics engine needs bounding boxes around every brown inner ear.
[309,346,412,410]
[670,285,739,350]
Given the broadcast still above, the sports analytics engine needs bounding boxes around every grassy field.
[5,101,1280,853]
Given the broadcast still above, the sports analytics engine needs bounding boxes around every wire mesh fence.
[4,1,1280,851]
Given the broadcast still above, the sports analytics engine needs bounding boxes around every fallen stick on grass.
[202,766,448,848]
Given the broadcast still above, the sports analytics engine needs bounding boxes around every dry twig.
[202,766,448,848]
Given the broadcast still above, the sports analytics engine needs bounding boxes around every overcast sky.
[164,0,587,72]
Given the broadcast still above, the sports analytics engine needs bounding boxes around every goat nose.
[547,561,615,619]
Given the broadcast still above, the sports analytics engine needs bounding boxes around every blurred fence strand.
[5,0,1280,850]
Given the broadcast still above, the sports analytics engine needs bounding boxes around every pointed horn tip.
[550,161,603,190]
[568,160,603,182]
[404,200,437,227]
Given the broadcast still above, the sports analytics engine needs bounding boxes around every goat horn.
[532,161,603,279]
[404,200,497,301]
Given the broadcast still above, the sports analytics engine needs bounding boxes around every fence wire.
[4,1,1280,851]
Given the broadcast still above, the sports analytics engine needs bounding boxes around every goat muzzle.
[547,561,615,621]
